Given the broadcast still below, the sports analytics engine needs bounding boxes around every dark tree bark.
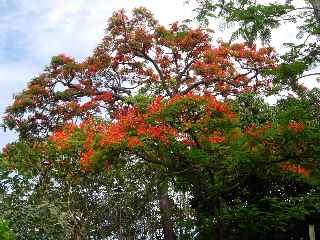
[158,182,176,240]
[70,215,82,240]
[309,0,320,25]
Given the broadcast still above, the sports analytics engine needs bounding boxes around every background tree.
[191,0,320,93]
[0,219,15,240]
[1,140,195,239]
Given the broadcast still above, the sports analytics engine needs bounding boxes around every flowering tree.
[2,7,320,239]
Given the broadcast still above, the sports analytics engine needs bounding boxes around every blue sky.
[0,0,196,148]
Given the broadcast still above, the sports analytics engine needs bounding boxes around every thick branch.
[136,51,172,97]
[134,151,163,165]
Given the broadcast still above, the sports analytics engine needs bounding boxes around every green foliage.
[0,141,194,239]
[274,61,309,83]
[193,0,294,45]
[124,93,153,111]
[192,0,320,93]
[0,220,15,240]
[230,93,273,127]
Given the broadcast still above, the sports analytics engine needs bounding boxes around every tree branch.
[136,51,172,97]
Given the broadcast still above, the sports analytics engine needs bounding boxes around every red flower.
[80,101,97,111]
[208,136,225,143]
[100,123,126,146]
[127,136,143,148]
[80,149,94,172]
[148,96,163,113]
[93,92,113,102]
[280,162,310,177]
[288,121,304,133]
[49,131,70,150]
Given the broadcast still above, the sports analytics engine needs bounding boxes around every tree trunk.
[70,215,82,240]
[217,197,225,240]
[308,0,320,25]
[158,182,176,240]
[309,224,316,240]
[117,210,125,240]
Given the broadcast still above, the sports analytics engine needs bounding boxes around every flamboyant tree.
[2,7,320,240]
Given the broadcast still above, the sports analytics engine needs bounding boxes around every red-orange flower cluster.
[280,161,310,177]
[288,121,304,133]
[80,149,94,172]
[49,123,77,150]
[208,136,225,143]
[127,136,143,149]
[245,122,272,139]
[49,93,236,171]
[93,92,113,102]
